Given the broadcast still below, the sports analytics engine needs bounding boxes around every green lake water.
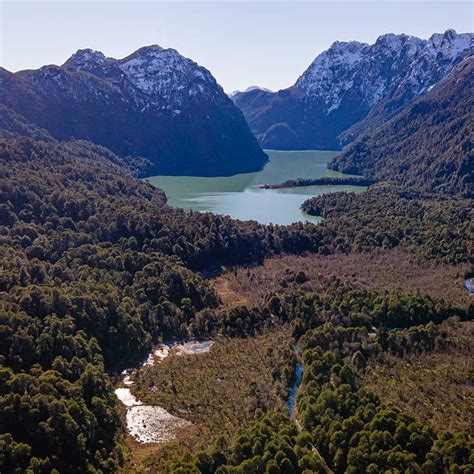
[147,150,366,225]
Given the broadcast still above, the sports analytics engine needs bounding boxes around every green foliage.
[168,412,320,473]
[0,138,341,471]
[0,138,472,472]
[302,185,473,264]
[295,324,473,473]
[164,285,472,473]
[259,176,374,189]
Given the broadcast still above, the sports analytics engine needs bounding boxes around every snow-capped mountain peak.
[232,29,472,151]
[427,30,472,62]
[63,48,108,72]
[117,47,217,101]
[228,85,272,97]
[295,29,472,114]
[295,40,366,112]
[58,45,223,108]
[1,44,266,176]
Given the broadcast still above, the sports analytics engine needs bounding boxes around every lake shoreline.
[146,150,367,225]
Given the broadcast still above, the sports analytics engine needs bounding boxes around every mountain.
[0,46,267,176]
[228,86,272,98]
[232,30,472,150]
[329,56,474,197]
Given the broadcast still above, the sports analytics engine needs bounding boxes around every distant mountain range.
[232,30,473,151]
[329,56,473,197]
[0,46,267,176]
[228,86,272,98]
[0,31,471,186]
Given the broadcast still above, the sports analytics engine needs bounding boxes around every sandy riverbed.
[116,340,213,444]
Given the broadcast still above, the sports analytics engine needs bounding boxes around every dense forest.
[329,57,474,197]
[0,137,472,472]
[302,184,473,264]
[0,138,354,472]
[257,177,374,190]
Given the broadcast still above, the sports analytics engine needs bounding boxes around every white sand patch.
[141,344,170,367]
[115,388,142,407]
[140,340,213,367]
[126,405,191,444]
[115,388,191,444]
[123,374,134,386]
[121,369,135,386]
[154,345,170,361]
[115,340,212,444]
[142,352,155,367]
[175,340,214,355]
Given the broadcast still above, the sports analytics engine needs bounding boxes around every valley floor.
[123,248,472,471]
[364,320,473,435]
[212,248,472,309]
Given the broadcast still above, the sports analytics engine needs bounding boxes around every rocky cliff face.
[0,46,267,176]
[232,30,472,150]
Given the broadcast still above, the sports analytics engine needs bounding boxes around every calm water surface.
[147,150,366,225]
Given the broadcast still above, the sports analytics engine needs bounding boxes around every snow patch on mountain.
[295,30,472,114]
[59,45,222,108]
[117,47,217,105]
[63,48,109,72]
[428,30,472,61]
[228,85,272,97]
[295,40,365,112]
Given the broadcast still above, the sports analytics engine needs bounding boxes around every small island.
[256,176,375,189]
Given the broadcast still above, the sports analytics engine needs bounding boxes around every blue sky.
[1,1,472,92]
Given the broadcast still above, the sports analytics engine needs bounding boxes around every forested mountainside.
[1,138,472,473]
[328,56,474,197]
[0,46,267,177]
[232,30,472,150]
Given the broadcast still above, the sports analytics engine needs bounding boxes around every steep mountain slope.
[329,56,474,197]
[0,46,267,176]
[232,30,472,150]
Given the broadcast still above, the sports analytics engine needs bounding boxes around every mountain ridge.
[0,45,268,176]
[329,55,474,197]
[232,29,473,150]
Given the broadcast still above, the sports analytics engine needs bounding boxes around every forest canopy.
[0,138,472,473]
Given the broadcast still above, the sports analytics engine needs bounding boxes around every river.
[288,361,303,419]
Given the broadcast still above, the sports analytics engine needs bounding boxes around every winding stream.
[288,355,303,419]
[465,278,473,296]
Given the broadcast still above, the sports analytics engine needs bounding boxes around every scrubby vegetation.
[131,328,295,470]
[364,320,473,435]
[169,284,473,473]
[213,249,472,309]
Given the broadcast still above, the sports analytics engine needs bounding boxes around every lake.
[147,150,366,225]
